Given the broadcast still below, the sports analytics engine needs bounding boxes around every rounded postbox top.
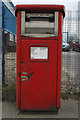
[15,5,65,18]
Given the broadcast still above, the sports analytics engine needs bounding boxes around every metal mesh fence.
[61,10,80,93]
[5,47,16,85]
[3,32,17,85]
[3,10,80,94]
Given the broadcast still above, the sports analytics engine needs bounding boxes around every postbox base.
[18,106,60,112]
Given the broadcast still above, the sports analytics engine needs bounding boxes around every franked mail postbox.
[15,5,65,110]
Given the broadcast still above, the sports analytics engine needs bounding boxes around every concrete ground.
[2,99,78,118]
[0,101,2,120]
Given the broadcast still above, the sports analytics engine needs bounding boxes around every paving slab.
[2,99,78,118]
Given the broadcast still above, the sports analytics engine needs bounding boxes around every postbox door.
[20,39,58,110]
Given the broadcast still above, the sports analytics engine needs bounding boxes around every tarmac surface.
[2,99,78,118]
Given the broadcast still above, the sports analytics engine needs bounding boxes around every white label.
[26,13,53,17]
[31,47,48,59]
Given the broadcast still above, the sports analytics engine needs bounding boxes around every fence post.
[2,6,5,84]
[67,32,68,42]
[63,32,69,42]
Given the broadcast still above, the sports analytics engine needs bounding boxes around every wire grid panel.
[3,10,80,94]
[5,46,16,85]
[61,10,80,93]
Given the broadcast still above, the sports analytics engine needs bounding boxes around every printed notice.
[31,47,48,59]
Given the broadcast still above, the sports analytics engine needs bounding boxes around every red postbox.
[15,5,65,111]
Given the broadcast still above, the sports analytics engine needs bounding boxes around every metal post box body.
[15,5,65,111]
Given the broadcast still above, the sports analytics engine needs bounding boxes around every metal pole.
[67,32,68,42]
[63,32,68,42]
[2,6,5,84]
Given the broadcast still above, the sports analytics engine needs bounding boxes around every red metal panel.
[16,11,21,107]
[20,39,58,110]
[15,5,65,18]
[56,12,63,109]
[21,36,58,40]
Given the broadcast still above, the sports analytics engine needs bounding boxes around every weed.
[2,84,16,102]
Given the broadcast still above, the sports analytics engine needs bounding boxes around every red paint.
[16,5,65,110]
[57,13,63,109]
[16,11,21,107]
[15,5,65,17]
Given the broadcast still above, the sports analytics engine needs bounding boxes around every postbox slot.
[21,12,58,37]
[30,47,48,60]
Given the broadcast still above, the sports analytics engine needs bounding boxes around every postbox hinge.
[18,72,21,77]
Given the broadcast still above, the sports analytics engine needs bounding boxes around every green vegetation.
[61,91,80,100]
[2,84,80,102]
[2,84,16,102]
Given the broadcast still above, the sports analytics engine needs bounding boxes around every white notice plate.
[31,47,48,59]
